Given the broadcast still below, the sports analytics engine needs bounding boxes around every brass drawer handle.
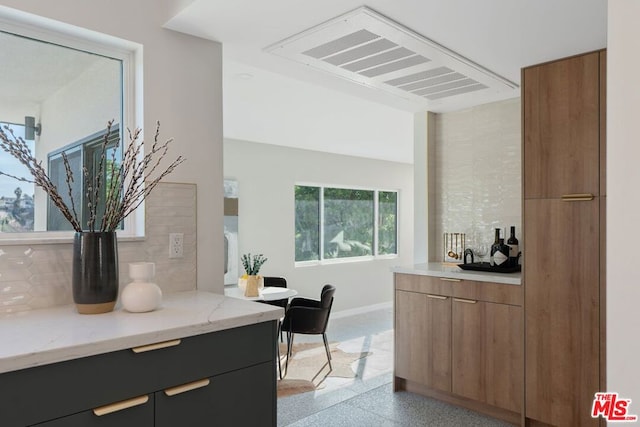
[93,395,149,416]
[426,294,448,300]
[562,193,594,201]
[165,378,211,397]
[132,339,181,353]
[439,277,461,282]
[453,298,477,304]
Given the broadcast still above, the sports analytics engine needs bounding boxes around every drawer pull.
[440,277,461,282]
[426,294,448,300]
[93,395,149,416]
[165,379,211,397]
[562,193,594,201]
[132,339,181,353]
[453,298,477,304]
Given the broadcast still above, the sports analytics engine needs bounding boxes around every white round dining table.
[224,286,297,301]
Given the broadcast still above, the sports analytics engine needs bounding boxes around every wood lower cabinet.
[452,298,523,413]
[2,321,278,427]
[395,290,451,392]
[394,273,523,424]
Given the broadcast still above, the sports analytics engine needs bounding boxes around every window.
[378,191,398,255]
[295,185,398,262]
[47,126,121,231]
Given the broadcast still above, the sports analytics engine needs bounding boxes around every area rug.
[277,341,371,398]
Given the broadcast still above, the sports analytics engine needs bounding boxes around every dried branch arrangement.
[0,120,184,232]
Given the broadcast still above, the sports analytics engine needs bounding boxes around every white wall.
[432,98,521,262]
[0,0,224,292]
[607,0,640,406]
[223,60,414,164]
[224,139,413,311]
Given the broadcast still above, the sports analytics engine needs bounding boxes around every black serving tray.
[457,262,521,273]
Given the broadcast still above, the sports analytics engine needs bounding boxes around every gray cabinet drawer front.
[30,394,154,427]
[155,362,275,427]
[1,321,276,426]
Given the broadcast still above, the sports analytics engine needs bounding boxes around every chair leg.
[277,334,282,380]
[322,333,332,372]
[284,332,294,377]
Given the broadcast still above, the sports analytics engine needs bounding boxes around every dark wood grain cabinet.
[1,321,277,427]
[523,49,606,427]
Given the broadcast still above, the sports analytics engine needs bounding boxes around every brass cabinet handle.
[165,379,211,397]
[439,277,462,282]
[426,294,448,300]
[131,339,181,353]
[561,193,594,201]
[93,395,149,416]
[453,298,477,304]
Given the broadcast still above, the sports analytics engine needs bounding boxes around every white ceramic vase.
[122,262,162,313]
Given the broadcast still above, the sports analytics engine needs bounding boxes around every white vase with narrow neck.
[122,262,162,313]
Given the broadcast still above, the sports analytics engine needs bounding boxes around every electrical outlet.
[169,233,184,258]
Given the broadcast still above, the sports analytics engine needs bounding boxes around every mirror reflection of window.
[46,126,122,231]
[0,30,123,233]
[0,123,35,232]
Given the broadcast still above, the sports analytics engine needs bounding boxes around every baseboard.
[330,300,392,320]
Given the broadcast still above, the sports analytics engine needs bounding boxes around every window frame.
[0,10,141,244]
[294,182,399,266]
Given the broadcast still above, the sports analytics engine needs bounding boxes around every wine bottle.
[490,228,501,266]
[493,238,509,267]
[507,226,519,267]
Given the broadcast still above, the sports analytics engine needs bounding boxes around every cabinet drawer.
[1,321,276,426]
[30,394,154,427]
[155,362,275,427]
[394,273,522,306]
[395,273,451,295]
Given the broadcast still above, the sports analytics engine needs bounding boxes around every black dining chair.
[262,276,288,342]
[280,284,336,377]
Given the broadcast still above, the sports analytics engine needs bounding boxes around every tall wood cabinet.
[522,50,606,427]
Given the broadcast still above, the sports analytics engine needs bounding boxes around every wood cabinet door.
[524,198,600,426]
[395,290,451,392]
[452,299,523,413]
[523,51,601,199]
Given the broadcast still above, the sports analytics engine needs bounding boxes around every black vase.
[72,231,119,314]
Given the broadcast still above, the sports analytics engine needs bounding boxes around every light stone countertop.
[391,262,522,286]
[0,290,283,375]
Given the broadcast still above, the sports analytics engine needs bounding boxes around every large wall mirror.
[0,16,136,240]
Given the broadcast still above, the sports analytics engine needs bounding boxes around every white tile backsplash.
[0,182,197,313]
[433,98,521,261]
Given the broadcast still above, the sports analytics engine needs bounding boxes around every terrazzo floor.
[277,306,514,426]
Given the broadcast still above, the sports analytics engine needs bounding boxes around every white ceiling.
[0,31,103,108]
[165,0,608,113]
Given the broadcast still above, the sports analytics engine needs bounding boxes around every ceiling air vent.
[265,7,518,111]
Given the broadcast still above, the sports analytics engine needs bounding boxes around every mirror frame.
[0,6,142,245]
